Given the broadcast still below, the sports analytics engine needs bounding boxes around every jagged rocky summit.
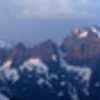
[0,26,99,100]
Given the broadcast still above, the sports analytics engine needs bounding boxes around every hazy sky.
[0,0,100,46]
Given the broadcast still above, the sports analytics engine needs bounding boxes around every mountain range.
[0,26,100,100]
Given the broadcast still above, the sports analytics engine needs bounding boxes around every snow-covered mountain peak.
[72,26,100,39]
[90,26,100,39]
[78,30,89,39]
[73,28,89,39]
[91,26,98,33]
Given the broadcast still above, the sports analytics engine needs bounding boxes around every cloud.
[0,0,99,18]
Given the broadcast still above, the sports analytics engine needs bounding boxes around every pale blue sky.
[0,0,100,46]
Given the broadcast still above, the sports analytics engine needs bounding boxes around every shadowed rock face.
[9,43,30,67]
[0,39,59,68]
[60,26,100,66]
[31,39,59,61]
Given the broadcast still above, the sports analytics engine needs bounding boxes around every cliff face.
[0,39,59,69]
[60,26,100,66]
